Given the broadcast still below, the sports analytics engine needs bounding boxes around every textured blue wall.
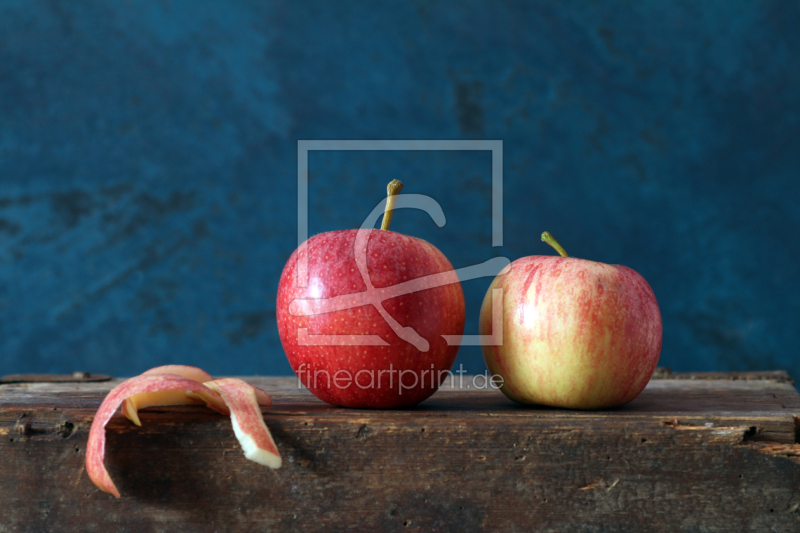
[1,1,798,379]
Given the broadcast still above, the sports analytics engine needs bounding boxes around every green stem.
[541,231,569,257]
[380,179,404,231]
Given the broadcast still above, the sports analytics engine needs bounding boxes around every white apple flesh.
[479,232,662,409]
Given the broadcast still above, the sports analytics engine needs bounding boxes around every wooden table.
[1,370,799,532]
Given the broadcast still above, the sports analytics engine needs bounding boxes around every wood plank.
[1,371,799,532]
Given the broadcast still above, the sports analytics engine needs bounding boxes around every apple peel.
[121,365,216,426]
[86,374,229,498]
[139,364,215,381]
[86,369,281,498]
[186,383,272,409]
[204,378,282,469]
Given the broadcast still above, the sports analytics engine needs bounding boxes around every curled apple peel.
[86,373,229,497]
[121,365,216,426]
[86,369,281,498]
[204,378,282,469]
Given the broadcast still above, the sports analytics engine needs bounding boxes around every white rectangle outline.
[296,140,504,347]
[297,140,503,286]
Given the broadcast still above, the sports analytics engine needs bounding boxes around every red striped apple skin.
[479,256,662,409]
[277,229,465,408]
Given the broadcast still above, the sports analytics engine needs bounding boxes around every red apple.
[479,232,662,409]
[276,180,465,408]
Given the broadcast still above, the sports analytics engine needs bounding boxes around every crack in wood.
[578,477,620,491]
[746,441,800,462]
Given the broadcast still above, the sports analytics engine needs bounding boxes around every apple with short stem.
[479,232,662,409]
[276,180,465,408]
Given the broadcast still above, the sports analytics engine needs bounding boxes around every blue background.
[1,1,798,379]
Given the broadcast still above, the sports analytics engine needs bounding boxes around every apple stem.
[380,179,404,231]
[541,231,569,257]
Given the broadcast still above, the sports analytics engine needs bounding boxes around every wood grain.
[1,371,799,532]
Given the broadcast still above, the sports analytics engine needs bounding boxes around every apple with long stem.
[277,180,465,408]
[479,232,662,409]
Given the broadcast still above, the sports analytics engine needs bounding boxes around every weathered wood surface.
[1,371,799,532]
